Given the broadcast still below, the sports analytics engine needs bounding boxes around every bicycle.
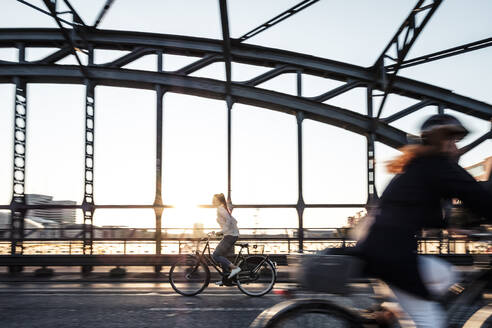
[250,232,492,327]
[169,231,277,297]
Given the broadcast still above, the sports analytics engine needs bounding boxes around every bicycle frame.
[193,236,272,278]
[193,236,243,276]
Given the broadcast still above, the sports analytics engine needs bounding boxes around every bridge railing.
[0,227,490,256]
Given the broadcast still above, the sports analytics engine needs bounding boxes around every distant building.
[0,211,9,227]
[346,209,367,228]
[465,156,492,181]
[192,222,204,237]
[25,194,76,225]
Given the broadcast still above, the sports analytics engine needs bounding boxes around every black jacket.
[356,154,492,298]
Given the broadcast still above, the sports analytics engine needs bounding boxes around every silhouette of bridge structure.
[0,0,491,273]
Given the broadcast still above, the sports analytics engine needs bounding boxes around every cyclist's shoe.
[214,280,224,287]
[228,267,241,279]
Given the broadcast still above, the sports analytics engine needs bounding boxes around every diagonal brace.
[309,81,364,102]
[386,37,492,71]
[242,65,297,86]
[375,0,442,119]
[383,99,434,123]
[42,0,88,77]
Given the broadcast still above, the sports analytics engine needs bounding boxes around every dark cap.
[420,114,469,139]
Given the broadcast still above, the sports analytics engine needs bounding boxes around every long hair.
[386,124,463,174]
[386,144,437,174]
[214,193,231,214]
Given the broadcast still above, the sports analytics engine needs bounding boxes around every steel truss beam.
[0,64,410,148]
[82,79,95,254]
[382,99,434,123]
[17,0,76,27]
[296,73,304,252]
[242,65,297,86]
[36,47,72,64]
[374,0,442,118]
[42,0,88,76]
[459,129,492,156]
[175,54,222,75]
[366,87,378,203]
[238,0,320,43]
[178,0,319,81]
[105,47,155,68]
[154,52,164,256]
[93,0,116,28]
[309,81,365,102]
[1,29,490,121]
[219,0,232,91]
[10,76,27,255]
[386,37,492,71]
[219,0,234,206]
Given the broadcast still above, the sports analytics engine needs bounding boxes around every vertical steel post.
[226,96,233,206]
[296,71,304,253]
[10,43,27,256]
[437,104,444,114]
[82,46,95,255]
[367,87,378,204]
[154,50,164,257]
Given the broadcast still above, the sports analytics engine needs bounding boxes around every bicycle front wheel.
[237,256,276,297]
[169,255,210,296]
[249,299,365,328]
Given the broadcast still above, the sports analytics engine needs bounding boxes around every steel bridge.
[0,0,491,272]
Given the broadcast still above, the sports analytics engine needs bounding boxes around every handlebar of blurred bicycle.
[446,227,492,241]
[201,231,224,241]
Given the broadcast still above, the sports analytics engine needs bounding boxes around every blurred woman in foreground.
[356,114,492,327]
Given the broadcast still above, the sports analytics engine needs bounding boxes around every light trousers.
[390,256,458,328]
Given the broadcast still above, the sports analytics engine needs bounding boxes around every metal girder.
[104,47,154,68]
[218,0,234,205]
[60,0,87,28]
[42,0,87,75]
[82,78,95,255]
[387,37,492,71]
[242,65,297,86]
[180,0,319,80]
[366,87,378,203]
[219,0,232,96]
[10,76,27,255]
[0,64,409,148]
[93,0,116,28]
[175,54,222,75]
[154,52,163,255]
[36,47,72,64]
[238,0,320,43]
[382,99,434,123]
[310,81,365,102]
[1,29,490,120]
[17,0,75,27]
[459,130,492,156]
[374,0,442,118]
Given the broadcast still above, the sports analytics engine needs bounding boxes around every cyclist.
[212,193,241,285]
[355,114,492,327]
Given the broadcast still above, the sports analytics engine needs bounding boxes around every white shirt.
[216,207,239,236]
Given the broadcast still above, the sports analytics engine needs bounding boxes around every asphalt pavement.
[0,282,377,328]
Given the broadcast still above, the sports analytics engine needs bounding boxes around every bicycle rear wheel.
[249,299,365,328]
[237,256,276,297]
[169,255,210,296]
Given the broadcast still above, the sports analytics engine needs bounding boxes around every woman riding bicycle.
[356,114,492,327]
[212,193,241,283]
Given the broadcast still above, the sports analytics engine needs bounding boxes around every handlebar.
[447,228,492,241]
[200,231,223,241]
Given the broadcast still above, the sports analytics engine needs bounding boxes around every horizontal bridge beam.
[0,64,409,148]
[0,29,490,120]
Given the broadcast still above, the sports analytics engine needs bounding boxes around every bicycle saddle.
[237,243,249,248]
